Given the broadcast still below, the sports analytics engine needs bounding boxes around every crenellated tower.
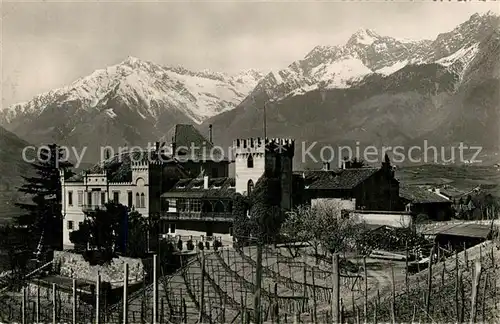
[131,160,150,187]
[233,137,295,210]
[131,160,164,213]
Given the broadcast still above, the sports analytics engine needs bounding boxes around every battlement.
[265,137,295,147]
[131,161,147,167]
[232,137,295,150]
[131,160,163,168]
[233,138,265,149]
[108,181,133,185]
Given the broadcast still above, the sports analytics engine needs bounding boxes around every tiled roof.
[399,185,450,204]
[162,177,235,198]
[427,223,492,239]
[435,186,471,199]
[439,188,466,199]
[293,168,379,190]
[163,124,226,162]
[66,150,188,183]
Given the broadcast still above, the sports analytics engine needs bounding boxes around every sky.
[1,0,498,108]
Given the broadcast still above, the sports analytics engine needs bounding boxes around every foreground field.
[0,240,498,323]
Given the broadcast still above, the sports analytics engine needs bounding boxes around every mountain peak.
[347,28,381,46]
[466,11,499,25]
[122,56,142,65]
[355,28,379,38]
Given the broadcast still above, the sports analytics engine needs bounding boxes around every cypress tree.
[248,172,282,244]
[232,192,251,246]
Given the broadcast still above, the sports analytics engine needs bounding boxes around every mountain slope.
[0,126,33,222]
[416,26,500,152]
[1,12,498,166]
[202,12,500,167]
[0,58,263,162]
[247,11,498,103]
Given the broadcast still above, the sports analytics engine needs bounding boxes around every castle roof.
[294,168,380,190]
[163,124,227,162]
[161,177,235,198]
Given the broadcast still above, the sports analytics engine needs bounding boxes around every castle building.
[60,122,296,248]
[232,138,295,209]
[60,157,188,249]
[163,124,229,179]
[159,137,295,242]
[60,123,420,250]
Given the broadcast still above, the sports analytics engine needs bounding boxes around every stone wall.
[348,210,413,228]
[53,251,147,287]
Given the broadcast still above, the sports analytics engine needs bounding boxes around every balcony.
[81,205,107,213]
[161,211,233,222]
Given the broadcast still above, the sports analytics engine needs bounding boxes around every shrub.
[205,241,210,250]
[177,239,183,251]
[82,250,115,266]
[198,241,204,250]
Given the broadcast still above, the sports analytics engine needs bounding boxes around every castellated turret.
[131,160,163,187]
[232,137,295,157]
[232,137,295,210]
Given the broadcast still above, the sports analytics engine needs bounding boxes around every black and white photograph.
[0,0,499,323]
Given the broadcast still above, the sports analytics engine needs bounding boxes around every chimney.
[209,124,213,143]
[203,175,209,189]
[155,141,160,151]
[322,161,330,171]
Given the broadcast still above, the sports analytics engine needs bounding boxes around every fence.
[0,238,498,323]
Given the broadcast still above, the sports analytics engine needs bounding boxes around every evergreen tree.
[71,202,125,254]
[70,203,152,259]
[0,224,30,278]
[248,172,282,244]
[231,193,251,246]
[125,210,153,258]
[15,144,73,255]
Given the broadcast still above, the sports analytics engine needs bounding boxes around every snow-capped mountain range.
[203,11,500,167]
[0,11,498,165]
[249,11,498,102]
[1,57,264,125]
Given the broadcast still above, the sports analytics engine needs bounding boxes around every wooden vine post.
[469,259,482,324]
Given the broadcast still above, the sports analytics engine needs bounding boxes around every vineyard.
[0,239,498,323]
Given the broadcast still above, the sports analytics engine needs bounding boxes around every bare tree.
[281,200,363,263]
[281,205,322,259]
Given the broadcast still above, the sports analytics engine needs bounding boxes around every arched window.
[214,201,225,213]
[247,154,254,168]
[202,201,213,212]
[140,193,146,208]
[247,180,254,195]
[136,193,140,208]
